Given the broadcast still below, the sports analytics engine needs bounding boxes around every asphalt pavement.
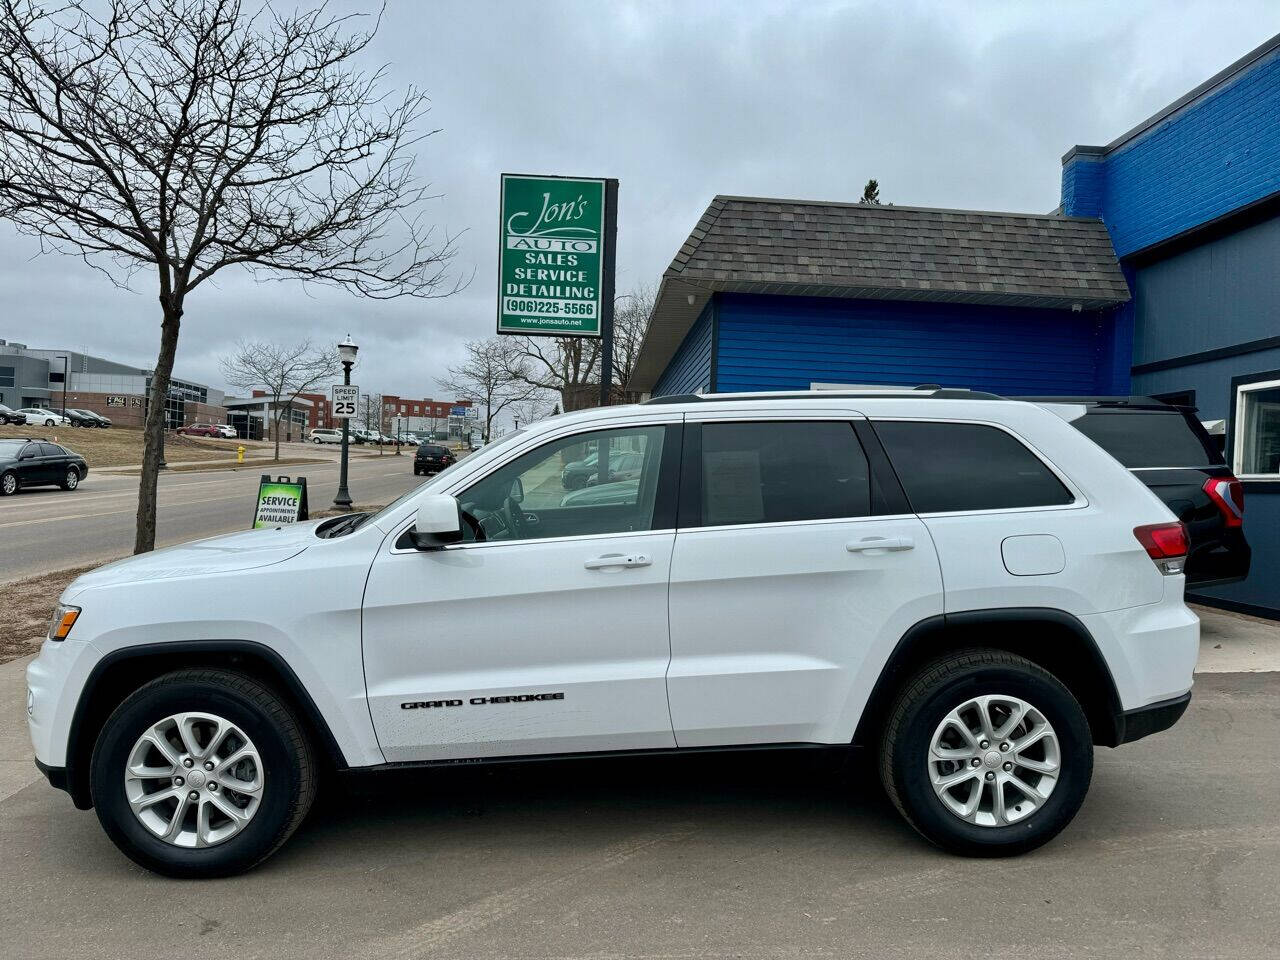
[0,650,1277,959]
[0,447,427,582]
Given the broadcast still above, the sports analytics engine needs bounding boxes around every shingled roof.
[630,195,1130,392]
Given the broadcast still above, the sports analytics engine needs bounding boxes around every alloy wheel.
[124,712,264,848]
[927,694,1060,827]
[65,470,78,489]
[1,473,15,495]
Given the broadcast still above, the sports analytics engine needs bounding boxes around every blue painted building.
[631,33,1280,616]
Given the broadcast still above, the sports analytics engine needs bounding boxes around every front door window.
[458,425,669,542]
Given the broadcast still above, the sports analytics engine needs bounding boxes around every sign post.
[253,475,308,528]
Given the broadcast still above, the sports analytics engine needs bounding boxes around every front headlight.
[48,603,81,641]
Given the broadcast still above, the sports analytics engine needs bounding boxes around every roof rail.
[643,387,1006,405]
[1014,395,1174,408]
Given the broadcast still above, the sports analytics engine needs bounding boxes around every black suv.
[1025,397,1249,588]
[413,443,456,476]
[0,438,89,495]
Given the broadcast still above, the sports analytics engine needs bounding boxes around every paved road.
[0,450,426,582]
[1,667,1277,960]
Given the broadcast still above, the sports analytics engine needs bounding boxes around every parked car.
[352,428,380,445]
[469,434,483,451]
[27,389,1198,877]
[176,423,225,438]
[0,438,87,495]
[15,407,71,427]
[309,428,342,444]
[560,477,640,508]
[61,409,98,428]
[68,409,111,428]
[560,448,645,490]
[0,403,25,425]
[214,424,237,439]
[1026,396,1250,588]
[414,443,456,475]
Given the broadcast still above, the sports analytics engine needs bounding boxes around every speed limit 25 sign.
[331,384,359,419]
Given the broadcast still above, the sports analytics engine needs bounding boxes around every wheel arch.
[853,608,1125,750]
[63,640,346,809]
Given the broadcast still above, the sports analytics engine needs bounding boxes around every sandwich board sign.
[253,475,309,528]
[497,174,606,337]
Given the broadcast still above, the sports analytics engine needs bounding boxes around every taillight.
[1134,522,1189,575]
[1203,476,1245,528]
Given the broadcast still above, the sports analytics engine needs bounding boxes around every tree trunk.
[135,303,181,553]
[273,409,282,461]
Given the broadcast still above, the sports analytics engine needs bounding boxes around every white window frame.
[1233,376,1280,481]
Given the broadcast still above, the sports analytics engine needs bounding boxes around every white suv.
[26,390,1198,877]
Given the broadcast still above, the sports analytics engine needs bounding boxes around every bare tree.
[612,283,655,400]
[0,0,460,552]
[438,338,534,442]
[362,391,384,455]
[505,285,655,410]
[220,338,337,460]
[506,335,600,412]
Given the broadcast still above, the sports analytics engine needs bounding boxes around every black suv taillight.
[1203,476,1244,528]
[1134,522,1189,576]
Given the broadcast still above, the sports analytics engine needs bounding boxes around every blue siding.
[1061,44,1280,257]
[1131,214,1280,366]
[652,302,714,396]
[713,294,1117,395]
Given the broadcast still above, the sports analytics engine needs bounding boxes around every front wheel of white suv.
[90,669,316,878]
[879,649,1093,857]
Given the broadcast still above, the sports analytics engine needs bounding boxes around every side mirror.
[508,477,524,504]
[408,494,463,551]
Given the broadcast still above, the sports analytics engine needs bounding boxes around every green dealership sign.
[497,174,606,337]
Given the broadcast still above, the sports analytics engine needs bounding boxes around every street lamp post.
[333,335,358,510]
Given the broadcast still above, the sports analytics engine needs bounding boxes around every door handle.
[846,536,914,553]
[584,553,652,570]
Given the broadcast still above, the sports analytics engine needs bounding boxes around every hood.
[65,522,321,594]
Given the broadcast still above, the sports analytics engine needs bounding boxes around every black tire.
[0,471,16,496]
[879,649,1092,857]
[44,418,56,426]
[90,669,316,878]
[60,467,80,490]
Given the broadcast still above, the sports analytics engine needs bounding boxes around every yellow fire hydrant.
[237,445,245,465]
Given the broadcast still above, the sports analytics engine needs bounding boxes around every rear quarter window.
[874,421,1074,514]
[1067,410,1222,468]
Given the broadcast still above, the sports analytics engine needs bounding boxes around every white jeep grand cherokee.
[27,389,1199,877]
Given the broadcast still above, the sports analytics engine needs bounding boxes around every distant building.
[0,340,225,427]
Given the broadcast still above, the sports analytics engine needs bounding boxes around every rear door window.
[696,421,871,526]
[1068,410,1222,468]
[874,421,1073,514]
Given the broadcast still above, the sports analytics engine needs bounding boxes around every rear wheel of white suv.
[90,669,316,878]
[879,649,1093,856]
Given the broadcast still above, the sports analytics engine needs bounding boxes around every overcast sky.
[3,0,1279,401]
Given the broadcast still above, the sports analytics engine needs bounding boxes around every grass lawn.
[0,424,270,468]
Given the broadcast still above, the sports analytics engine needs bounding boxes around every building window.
[48,372,64,384]
[1234,378,1280,479]
[0,366,13,387]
